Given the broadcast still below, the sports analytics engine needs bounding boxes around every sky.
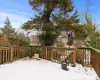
[0,0,100,30]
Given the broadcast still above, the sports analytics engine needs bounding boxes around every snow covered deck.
[0,58,99,80]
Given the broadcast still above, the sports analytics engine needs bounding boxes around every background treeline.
[0,17,30,47]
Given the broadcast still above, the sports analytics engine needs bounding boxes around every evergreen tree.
[1,17,15,38]
[0,17,18,46]
[22,0,79,46]
[84,14,100,50]
[89,31,100,50]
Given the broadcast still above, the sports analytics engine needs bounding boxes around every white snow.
[0,58,99,80]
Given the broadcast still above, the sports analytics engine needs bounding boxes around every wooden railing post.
[0,50,1,64]
[73,49,76,67]
[5,50,7,63]
[51,48,53,61]
[3,50,5,63]
[46,47,47,59]
[10,47,13,62]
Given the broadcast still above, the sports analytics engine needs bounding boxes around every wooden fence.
[32,46,92,66]
[0,47,11,64]
[0,46,30,64]
[0,46,100,77]
[91,48,100,77]
[76,47,92,66]
[32,46,76,66]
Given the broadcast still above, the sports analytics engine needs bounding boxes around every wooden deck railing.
[0,46,100,77]
[91,48,100,77]
[0,46,30,64]
[0,47,11,64]
[76,47,92,66]
[32,46,76,67]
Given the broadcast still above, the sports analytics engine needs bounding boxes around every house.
[54,31,87,48]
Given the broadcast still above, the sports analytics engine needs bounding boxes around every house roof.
[0,34,4,37]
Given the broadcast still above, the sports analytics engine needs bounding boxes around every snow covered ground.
[0,58,99,80]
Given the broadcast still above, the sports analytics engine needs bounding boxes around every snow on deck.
[0,58,99,80]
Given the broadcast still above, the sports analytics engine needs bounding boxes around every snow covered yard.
[0,58,99,80]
